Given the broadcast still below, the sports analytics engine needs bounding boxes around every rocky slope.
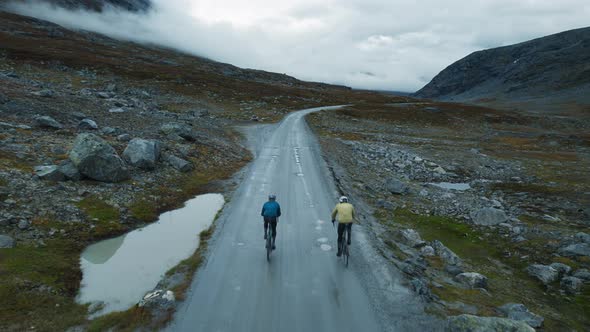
[415,27,590,113]
[1,0,151,12]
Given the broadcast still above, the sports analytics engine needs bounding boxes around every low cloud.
[6,0,590,91]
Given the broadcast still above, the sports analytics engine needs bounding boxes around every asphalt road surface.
[169,107,439,332]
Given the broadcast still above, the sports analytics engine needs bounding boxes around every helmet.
[339,196,348,203]
[268,194,276,201]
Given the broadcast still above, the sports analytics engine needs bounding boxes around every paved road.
[169,107,438,332]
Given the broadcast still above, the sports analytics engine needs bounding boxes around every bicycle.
[335,222,351,267]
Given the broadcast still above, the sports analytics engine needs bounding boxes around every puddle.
[428,182,471,191]
[320,244,332,251]
[76,193,224,317]
[317,237,328,243]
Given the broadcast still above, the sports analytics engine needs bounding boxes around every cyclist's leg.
[337,223,345,255]
[263,217,269,239]
[271,218,277,249]
[346,224,352,245]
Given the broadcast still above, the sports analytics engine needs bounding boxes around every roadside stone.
[400,229,426,247]
[69,133,130,182]
[117,134,131,142]
[109,107,126,113]
[78,119,98,130]
[498,303,544,328]
[454,272,488,289]
[165,155,193,172]
[526,264,559,284]
[0,234,16,248]
[101,127,117,135]
[432,240,462,266]
[97,92,111,99]
[376,199,395,210]
[18,220,30,230]
[386,178,409,195]
[549,262,572,278]
[433,166,447,174]
[472,207,508,226]
[160,123,196,141]
[572,269,590,282]
[123,139,161,170]
[558,243,590,257]
[446,314,535,332]
[32,89,55,98]
[445,265,464,276]
[34,115,63,129]
[58,159,82,181]
[420,245,435,256]
[72,112,87,120]
[575,232,590,243]
[34,165,66,181]
[138,289,176,321]
[560,276,583,295]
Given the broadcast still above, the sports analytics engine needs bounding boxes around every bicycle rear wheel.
[266,230,272,262]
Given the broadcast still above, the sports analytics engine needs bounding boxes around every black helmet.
[268,194,276,201]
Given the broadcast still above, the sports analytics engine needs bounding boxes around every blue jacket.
[261,201,281,218]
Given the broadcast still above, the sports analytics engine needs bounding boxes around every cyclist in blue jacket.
[261,194,281,250]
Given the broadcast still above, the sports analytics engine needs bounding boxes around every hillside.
[415,27,590,113]
[0,0,151,12]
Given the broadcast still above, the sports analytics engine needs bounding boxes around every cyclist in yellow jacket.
[331,196,356,257]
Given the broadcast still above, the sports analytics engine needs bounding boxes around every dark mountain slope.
[0,0,151,12]
[415,27,590,113]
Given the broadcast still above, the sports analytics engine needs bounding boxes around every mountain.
[1,0,151,12]
[415,27,590,112]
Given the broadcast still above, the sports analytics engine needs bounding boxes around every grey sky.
[7,0,590,91]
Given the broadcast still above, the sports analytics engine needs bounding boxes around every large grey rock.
[575,232,590,243]
[34,115,63,129]
[69,133,130,182]
[78,119,98,130]
[386,179,409,195]
[549,262,572,278]
[560,276,583,295]
[498,303,544,328]
[526,264,559,284]
[446,314,535,332]
[454,272,488,289]
[123,139,161,170]
[34,165,66,181]
[58,160,83,181]
[472,207,508,226]
[399,229,426,247]
[165,155,193,172]
[432,240,462,266]
[160,123,196,141]
[558,243,590,257]
[0,235,16,248]
[573,269,590,281]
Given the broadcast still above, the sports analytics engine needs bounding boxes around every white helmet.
[339,196,348,203]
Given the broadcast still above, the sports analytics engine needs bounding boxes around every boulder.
[123,139,161,170]
[560,276,583,295]
[549,262,571,278]
[454,272,488,289]
[0,235,16,248]
[58,160,83,181]
[160,123,196,141]
[117,134,131,142]
[69,133,130,182]
[399,229,426,247]
[165,155,193,172]
[572,269,590,282]
[446,315,535,332]
[526,264,559,284]
[575,232,590,243]
[421,245,435,256]
[101,127,117,135]
[34,165,66,181]
[472,207,508,226]
[558,243,590,257]
[386,178,409,195]
[34,115,63,129]
[498,303,544,328]
[78,119,98,130]
[433,240,462,266]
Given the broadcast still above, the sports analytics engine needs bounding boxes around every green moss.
[87,308,152,332]
[0,239,88,331]
[76,196,120,223]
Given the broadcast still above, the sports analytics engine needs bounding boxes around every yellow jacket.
[331,203,356,224]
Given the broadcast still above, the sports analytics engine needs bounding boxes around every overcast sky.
[7,0,590,91]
